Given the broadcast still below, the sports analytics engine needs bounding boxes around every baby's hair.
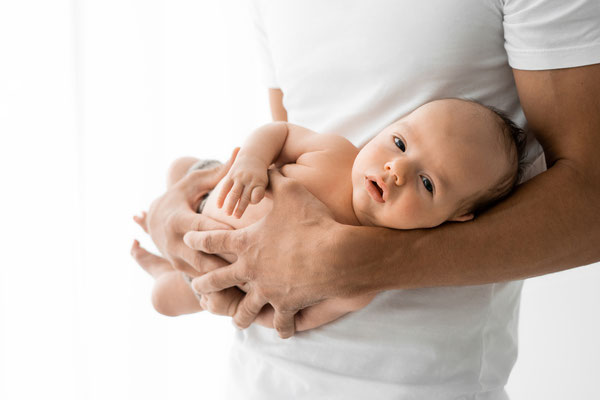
[455,99,527,216]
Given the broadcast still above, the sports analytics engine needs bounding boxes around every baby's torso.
[202,139,360,229]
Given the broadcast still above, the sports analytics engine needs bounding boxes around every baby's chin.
[354,210,377,227]
[388,214,452,230]
[354,206,448,230]
[350,198,377,227]
[353,206,413,229]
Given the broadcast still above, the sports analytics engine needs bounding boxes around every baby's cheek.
[385,197,425,229]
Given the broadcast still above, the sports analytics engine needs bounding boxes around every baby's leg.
[131,240,202,316]
[132,208,201,316]
[132,157,227,316]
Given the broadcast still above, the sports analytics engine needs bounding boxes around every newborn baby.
[132,98,525,331]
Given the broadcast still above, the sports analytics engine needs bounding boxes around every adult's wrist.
[329,223,393,296]
[334,222,439,295]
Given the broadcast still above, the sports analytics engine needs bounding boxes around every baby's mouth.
[365,176,386,203]
[371,180,383,196]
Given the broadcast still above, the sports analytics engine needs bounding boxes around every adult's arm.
[187,65,600,338]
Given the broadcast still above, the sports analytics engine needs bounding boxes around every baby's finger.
[221,147,240,175]
[216,178,234,209]
[223,182,243,216]
[250,186,265,204]
[233,186,253,219]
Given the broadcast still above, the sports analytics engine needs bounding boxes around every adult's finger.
[273,309,296,339]
[164,243,201,276]
[170,258,199,277]
[178,245,230,276]
[267,168,305,198]
[160,213,230,274]
[183,229,245,255]
[202,288,245,317]
[171,210,231,235]
[164,242,202,275]
[190,265,246,294]
[232,291,268,329]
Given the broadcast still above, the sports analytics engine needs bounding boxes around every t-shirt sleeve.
[250,1,279,88]
[503,0,600,70]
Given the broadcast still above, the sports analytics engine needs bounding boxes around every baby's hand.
[216,155,268,218]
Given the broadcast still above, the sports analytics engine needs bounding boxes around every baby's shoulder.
[310,133,356,151]
[297,133,358,167]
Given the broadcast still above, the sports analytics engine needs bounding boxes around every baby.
[132,98,525,331]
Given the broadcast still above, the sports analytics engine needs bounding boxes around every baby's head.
[351,98,525,229]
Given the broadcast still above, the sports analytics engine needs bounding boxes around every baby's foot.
[131,239,173,278]
[133,211,148,233]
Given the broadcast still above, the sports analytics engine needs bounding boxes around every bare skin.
[147,64,600,339]
[133,153,372,330]
[138,100,513,336]
[133,213,252,320]
[131,157,225,317]
[137,155,254,319]
[132,238,203,316]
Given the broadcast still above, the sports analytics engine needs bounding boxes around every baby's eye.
[421,176,434,194]
[394,136,406,152]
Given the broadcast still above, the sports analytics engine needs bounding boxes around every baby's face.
[351,99,510,229]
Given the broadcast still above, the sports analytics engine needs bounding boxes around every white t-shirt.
[225,1,600,399]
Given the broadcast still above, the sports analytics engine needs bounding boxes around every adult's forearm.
[185,67,600,336]
[356,160,600,292]
[350,65,600,292]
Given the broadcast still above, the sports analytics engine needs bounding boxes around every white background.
[1,1,599,399]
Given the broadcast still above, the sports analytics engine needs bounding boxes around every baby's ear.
[449,212,474,222]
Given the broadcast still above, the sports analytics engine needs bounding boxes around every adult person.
[146,0,600,398]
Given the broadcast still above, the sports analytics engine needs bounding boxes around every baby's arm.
[217,122,324,218]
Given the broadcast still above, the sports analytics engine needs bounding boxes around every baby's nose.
[385,162,407,186]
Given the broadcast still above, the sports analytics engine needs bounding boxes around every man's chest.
[254,0,513,146]
[262,0,504,77]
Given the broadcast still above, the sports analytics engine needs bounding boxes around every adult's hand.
[185,169,385,338]
[146,150,237,276]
